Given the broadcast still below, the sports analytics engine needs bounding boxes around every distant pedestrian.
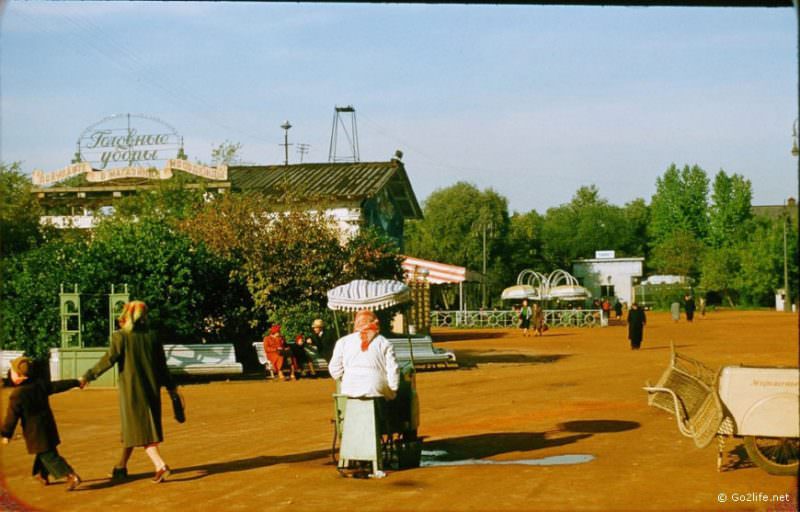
[519,299,533,337]
[627,303,647,350]
[670,302,680,322]
[684,294,695,322]
[532,303,545,336]
[699,297,706,317]
[1,357,82,490]
[613,300,623,320]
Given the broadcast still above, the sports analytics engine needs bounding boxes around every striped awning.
[327,279,411,311]
[402,256,483,284]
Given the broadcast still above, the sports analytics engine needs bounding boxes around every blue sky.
[1,3,796,213]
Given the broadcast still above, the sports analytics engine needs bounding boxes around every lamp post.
[787,118,798,311]
[280,120,292,166]
[475,221,493,309]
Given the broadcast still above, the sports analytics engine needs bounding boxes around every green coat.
[83,329,175,447]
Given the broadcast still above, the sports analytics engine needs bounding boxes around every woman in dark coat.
[81,301,178,483]
[627,302,647,350]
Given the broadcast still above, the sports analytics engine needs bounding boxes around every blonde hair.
[118,301,148,332]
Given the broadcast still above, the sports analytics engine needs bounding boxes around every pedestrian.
[670,301,680,322]
[518,299,533,336]
[684,294,696,322]
[532,303,545,336]
[81,301,181,483]
[699,296,706,317]
[627,302,647,350]
[613,299,623,320]
[1,356,82,490]
[328,309,399,400]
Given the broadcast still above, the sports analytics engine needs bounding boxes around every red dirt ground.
[1,310,797,511]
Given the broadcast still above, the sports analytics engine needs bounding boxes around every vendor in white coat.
[329,310,399,400]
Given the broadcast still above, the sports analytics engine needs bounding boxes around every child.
[1,356,82,490]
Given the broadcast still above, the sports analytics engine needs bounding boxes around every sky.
[1,2,797,214]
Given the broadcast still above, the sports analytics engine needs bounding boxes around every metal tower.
[328,105,360,162]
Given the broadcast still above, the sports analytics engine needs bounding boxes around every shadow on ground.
[455,351,569,369]
[78,449,331,489]
[424,432,591,460]
[432,331,508,342]
[557,420,640,434]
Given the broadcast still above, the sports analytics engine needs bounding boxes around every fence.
[430,309,603,328]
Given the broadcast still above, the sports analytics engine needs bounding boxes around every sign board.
[77,114,181,169]
[595,250,616,259]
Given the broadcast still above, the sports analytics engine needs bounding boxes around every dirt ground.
[1,310,797,512]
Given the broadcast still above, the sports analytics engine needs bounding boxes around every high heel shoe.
[152,465,171,483]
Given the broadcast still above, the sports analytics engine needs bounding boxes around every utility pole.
[280,120,292,166]
[478,221,493,309]
[297,143,310,163]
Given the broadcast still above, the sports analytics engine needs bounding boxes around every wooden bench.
[643,342,725,449]
[163,344,243,376]
[388,336,457,369]
[252,342,328,379]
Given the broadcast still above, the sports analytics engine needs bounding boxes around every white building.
[572,251,644,306]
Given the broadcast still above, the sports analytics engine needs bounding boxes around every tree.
[539,185,635,269]
[700,245,740,307]
[649,164,709,244]
[506,210,545,277]
[650,229,706,277]
[707,170,753,249]
[210,140,243,166]
[0,162,44,256]
[404,182,511,306]
[622,198,651,262]
[735,216,797,306]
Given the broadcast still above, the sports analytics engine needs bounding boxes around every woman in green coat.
[81,301,178,483]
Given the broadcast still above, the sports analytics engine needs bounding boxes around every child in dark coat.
[1,356,82,490]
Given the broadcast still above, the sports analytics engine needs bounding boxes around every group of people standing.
[517,299,546,337]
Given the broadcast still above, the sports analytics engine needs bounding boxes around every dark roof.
[752,202,798,223]
[228,160,422,219]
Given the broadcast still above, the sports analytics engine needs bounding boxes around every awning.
[327,279,411,311]
[402,256,483,284]
[501,284,540,300]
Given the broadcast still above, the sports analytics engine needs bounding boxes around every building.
[572,251,644,306]
[30,153,423,248]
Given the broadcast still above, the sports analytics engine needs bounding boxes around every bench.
[163,344,243,376]
[388,336,457,369]
[643,342,725,449]
[252,342,328,379]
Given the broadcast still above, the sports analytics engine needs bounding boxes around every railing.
[430,309,603,328]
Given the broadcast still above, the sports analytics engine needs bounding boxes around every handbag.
[169,388,186,423]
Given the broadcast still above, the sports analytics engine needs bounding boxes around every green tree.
[735,216,797,306]
[707,170,753,249]
[210,140,243,166]
[650,229,706,277]
[404,182,510,306]
[649,164,709,244]
[540,185,635,269]
[0,162,44,256]
[506,210,545,276]
[622,198,651,262]
[699,245,740,307]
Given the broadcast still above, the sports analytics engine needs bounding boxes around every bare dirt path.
[1,310,797,511]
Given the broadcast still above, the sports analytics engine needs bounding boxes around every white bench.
[163,344,243,376]
[252,342,328,379]
[388,336,457,369]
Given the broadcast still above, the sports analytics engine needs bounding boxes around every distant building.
[572,251,644,306]
[30,154,423,249]
[751,197,797,223]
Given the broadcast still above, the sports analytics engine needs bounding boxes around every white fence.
[430,309,603,328]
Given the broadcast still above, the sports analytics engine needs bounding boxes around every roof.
[402,255,484,284]
[228,160,422,219]
[752,201,798,223]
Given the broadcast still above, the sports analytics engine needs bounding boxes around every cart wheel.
[743,436,799,476]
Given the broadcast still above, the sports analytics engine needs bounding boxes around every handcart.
[327,279,423,476]
[643,343,798,475]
